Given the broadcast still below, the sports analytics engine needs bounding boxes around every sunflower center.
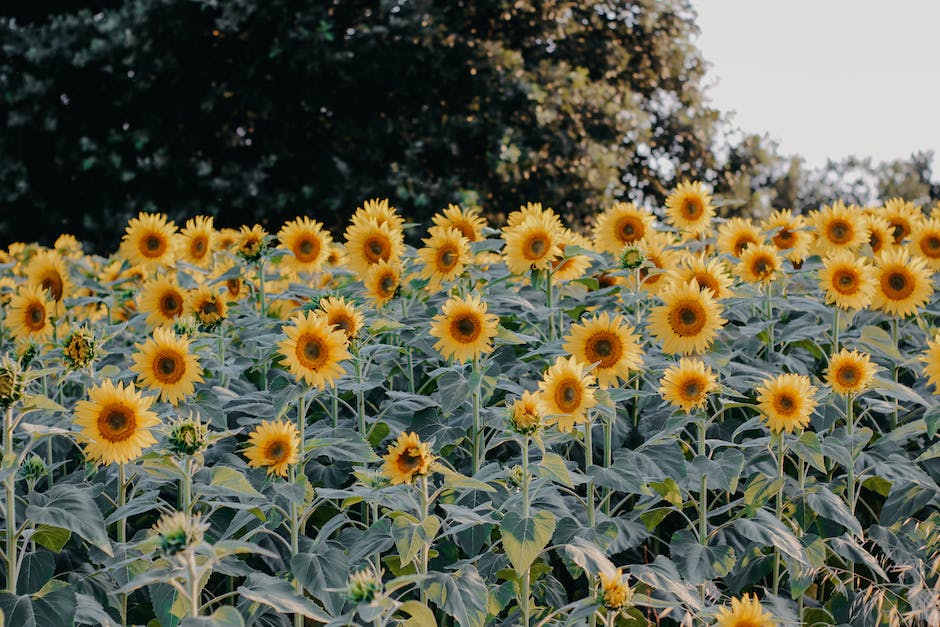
[524,234,549,260]
[192,237,207,256]
[869,232,883,252]
[160,292,183,317]
[450,314,482,343]
[555,378,582,412]
[670,302,707,337]
[379,274,396,295]
[437,245,459,271]
[153,351,185,384]
[832,269,859,295]
[25,303,46,330]
[774,394,796,414]
[773,229,794,248]
[40,272,64,301]
[829,220,851,244]
[97,404,137,442]
[295,237,321,262]
[922,236,940,257]
[693,273,720,295]
[364,236,390,263]
[890,222,906,242]
[453,221,475,241]
[836,365,859,386]
[734,236,757,257]
[883,270,914,299]
[331,314,353,335]
[142,233,166,257]
[266,440,288,463]
[226,278,241,296]
[682,379,702,400]
[586,333,623,367]
[296,333,328,370]
[616,216,643,243]
[200,300,218,315]
[397,448,423,472]
[752,256,773,279]
[682,198,702,220]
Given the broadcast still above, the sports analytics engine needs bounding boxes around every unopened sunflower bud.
[172,315,200,337]
[19,454,47,483]
[507,465,525,488]
[599,568,634,611]
[0,358,24,408]
[508,391,542,435]
[346,568,382,604]
[167,413,209,457]
[620,246,645,269]
[62,327,97,370]
[152,511,209,557]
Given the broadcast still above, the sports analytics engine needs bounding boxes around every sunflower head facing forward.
[537,356,598,433]
[756,373,818,434]
[826,349,876,396]
[563,312,643,388]
[277,310,352,388]
[714,593,776,627]
[659,358,718,414]
[664,180,715,235]
[73,379,161,465]
[818,250,876,311]
[244,419,300,477]
[382,432,435,485]
[871,247,933,317]
[120,212,178,268]
[648,280,727,355]
[131,327,204,405]
[428,294,500,363]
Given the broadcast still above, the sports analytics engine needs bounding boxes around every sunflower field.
[2,187,940,627]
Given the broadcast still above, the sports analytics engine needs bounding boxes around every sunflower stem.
[521,435,531,626]
[697,417,708,608]
[4,406,16,594]
[117,462,127,624]
[891,317,899,429]
[772,434,786,596]
[217,326,227,388]
[471,355,483,475]
[331,390,339,429]
[846,392,856,584]
[765,283,774,356]
[602,414,612,516]
[545,269,555,342]
[832,307,840,353]
[187,550,201,618]
[584,412,595,528]
[289,462,302,627]
[181,456,193,515]
[419,474,430,605]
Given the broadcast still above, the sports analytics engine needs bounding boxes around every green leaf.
[500,510,555,575]
[0,580,76,627]
[393,515,440,568]
[74,592,118,627]
[669,530,736,584]
[537,451,574,487]
[17,552,54,596]
[180,606,245,627]
[562,537,615,579]
[30,526,70,553]
[880,480,935,525]
[425,566,488,627]
[743,474,785,517]
[859,325,902,360]
[308,429,380,463]
[734,510,807,565]
[649,478,683,507]
[806,487,863,536]
[435,464,495,493]
[292,548,348,615]
[790,431,827,473]
[209,467,263,499]
[26,485,111,557]
[237,573,331,622]
[397,601,437,627]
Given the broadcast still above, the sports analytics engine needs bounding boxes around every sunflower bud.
[346,568,382,604]
[172,315,200,337]
[506,464,525,488]
[19,454,47,484]
[620,245,645,269]
[62,327,97,370]
[167,413,209,457]
[152,511,209,557]
[508,391,542,435]
[17,342,38,369]
[599,568,634,611]
[0,358,24,408]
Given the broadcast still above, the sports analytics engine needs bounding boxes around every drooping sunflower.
[818,250,876,310]
[417,226,471,291]
[756,373,818,434]
[62,326,97,370]
[26,250,71,315]
[659,358,718,413]
[598,568,634,612]
[178,215,216,267]
[344,217,405,277]
[920,334,940,394]
[187,286,228,329]
[139,276,188,328]
[871,247,933,317]
[120,212,178,268]
[883,197,923,244]
[363,259,401,307]
[428,294,500,363]
[431,204,487,242]
[73,379,160,465]
[318,296,364,341]
[826,349,876,396]
[537,356,598,433]
[243,419,300,478]
[278,216,332,274]
[668,254,734,300]
[664,180,715,235]
[762,208,812,263]
[649,280,726,355]
[811,201,869,254]
[862,215,894,256]
[351,198,406,233]
[502,212,563,275]
[714,594,776,627]
[5,284,55,343]
[277,310,351,388]
[131,327,204,405]
[382,432,435,485]
[509,390,542,435]
[908,217,940,271]
[735,244,782,284]
[236,224,269,262]
[716,218,762,258]
[563,312,643,388]
[592,202,654,254]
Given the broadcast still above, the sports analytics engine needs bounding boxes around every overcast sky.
[691,0,940,173]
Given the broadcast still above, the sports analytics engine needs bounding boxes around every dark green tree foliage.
[1,0,728,251]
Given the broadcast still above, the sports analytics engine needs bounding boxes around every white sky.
[691,0,940,173]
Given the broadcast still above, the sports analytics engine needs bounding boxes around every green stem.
[521,435,531,626]
[585,413,595,529]
[331,390,339,430]
[4,406,16,594]
[697,418,708,607]
[891,318,899,429]
[217,327,227,388]
[187,551,201,618]
[355,348,366,438]
[471,355,483,475]
[602,414,612,516]
[765,283,774,356]
[772,434,785,596]
[117,463,127,624]
[798,455,807,618]
[258,258,267,318]
[832,307,840,353]
[545,270,555,342]
[419,475,430,605]
[846,393,856,584]
[289,463,302,627]
[181,457,193,515]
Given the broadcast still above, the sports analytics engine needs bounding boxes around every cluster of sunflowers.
[1,182,940,626]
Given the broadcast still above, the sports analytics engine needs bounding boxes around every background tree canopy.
[1,0,937,251]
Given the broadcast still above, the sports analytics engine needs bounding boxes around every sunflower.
[592,202,654,254]
[862,215,894,256]
[120,212,178,268]
[668,254,734,300]
[236,224,269,262]
[883,197,923,243]
[187,286,228,329]
[908,217,940,271]
[506,202,565,231]
[659,358,718,413]
[139,276,188,328]
[344,217,405,277]
[351,198,406,233]
[502,212,563,275]
[632,232,681,294]
[73,379,160,465]
[5,284,55,343]
[278,216,332,274]
[598,568,634,612]
[735,244,782,284]
[871,247,933,317]
[130,327,204,405]
[243,419,300,478]
[53,234,83,258]
[417,226,471,291]
[649,280,726,355]
[714,594,775,627]
[762,209,812,263]
[552,230,593,283]
[178,215,216,267]
[818,250,876,310]
[62,326,97,370]
[664,180,715,235]
[214,261,246,302]
[810,201,867,255]
[563,312,643,388]
[826,349,876,396]
[216,228,240,251]
[382,432,435,485]
[509,390,542,435]
[26,250,71,314]
[277,310,351,388]
[428,294,500,362]
[756,373,818,434]
[537,356,598,433]
[716,218,762,258]
[318,296,364,341]
[921,334,940,394]
[363,259,401,307]
[431,204,487,242]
